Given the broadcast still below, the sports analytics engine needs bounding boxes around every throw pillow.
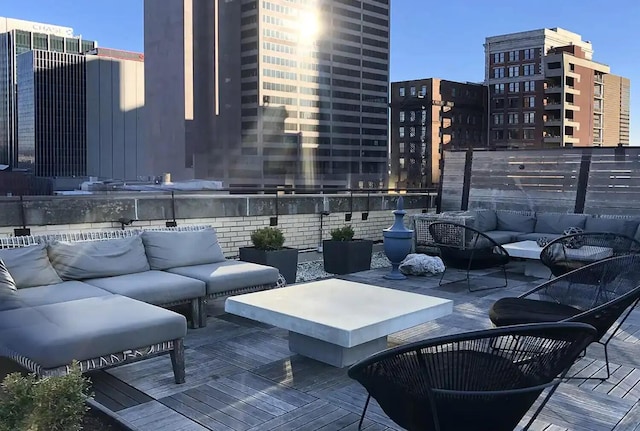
[563,227,584,249]
[0,259,21,311]
[48,235,150,280]
[0,243,62,288]
[142,228,226,270]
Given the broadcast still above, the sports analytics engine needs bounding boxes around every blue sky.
[3,0,638,143]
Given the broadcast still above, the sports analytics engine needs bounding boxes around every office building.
[17,50,87,177]
[144,0,389,189]
[484,27,630,148]
[86,48,147,181]
[0,17,96,167]
[389,79,487,189]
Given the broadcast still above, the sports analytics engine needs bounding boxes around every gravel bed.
[295,251,391,283]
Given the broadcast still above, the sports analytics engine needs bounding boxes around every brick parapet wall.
[0,193,432,258]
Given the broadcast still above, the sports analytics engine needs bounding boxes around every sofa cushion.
[167,260,279,296]
[495,211,536,233]
[142,228,225,270]
[472,210,497,232]
[0,260,21,311]
[84,270,205,305]
[0,295,187,369]
[516,232,563,242]
[483,230,520,245]
[48,236,150,280]
[0,243,62,288]
[16,281,112,308]
[534,213,587,234]
[584,217,639,238]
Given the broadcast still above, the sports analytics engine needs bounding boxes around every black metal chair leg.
[358,394,371,430]
[565,341,610,381]
[523,380,562,431]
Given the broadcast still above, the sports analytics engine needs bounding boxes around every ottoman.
[0,295,187,383]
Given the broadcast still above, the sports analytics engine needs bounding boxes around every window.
[409,127,416,138]
[524,96,535,108]
[524,48,535,60]
[493,52,504,63]
[421,85,427,96]
[508,129,520,139]
[409,111,416,121]
[399,87,405,97]
[451,87,458,97]
[523,112,535,124]
[399,157,405,169]
[523,64,536,76]
[509,50,520,62]
[524,81,536,92]
[508,98,519,108]
[399,127,405,137]
[494,83,505,94]
[493,67,505,78]
[508,113,519,124]
[399,111,405,122]
[509,82,520,92]
[508,66,519,77]
[398,142,405,153]
[493,113,504,125]
[494,130,504,140]
[523,129,535,140]
[410,86,416,96]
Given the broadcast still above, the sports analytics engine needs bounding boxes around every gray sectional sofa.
[414,210,640,252]
[0,225,282,383]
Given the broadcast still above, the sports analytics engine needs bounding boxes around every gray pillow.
[0,260,21,311]
[48,235,150,280]
[534,213,587,234]
[495,211,536,233]
[0,243,62,288]
[472,209,497,232]
[584,217,639,238]
[142,228,226,270]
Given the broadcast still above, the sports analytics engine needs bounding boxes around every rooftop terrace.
[87,261,640,431]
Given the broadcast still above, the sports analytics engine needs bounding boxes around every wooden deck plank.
[89,266,640,431]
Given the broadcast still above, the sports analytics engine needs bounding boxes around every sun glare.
[298,10,321,40]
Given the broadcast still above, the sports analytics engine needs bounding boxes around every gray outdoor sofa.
[0,225,282,383]
[414,209,640,253]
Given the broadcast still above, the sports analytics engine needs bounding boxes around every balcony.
[544,100,562,110]
[544,117,562,127]
[564,118,580,130]
[565,85,580,95]
[546,67,562,77]
[564,135,580,144]
[544,85,562,94]
[565,102,580,111]
[543,135,562,144]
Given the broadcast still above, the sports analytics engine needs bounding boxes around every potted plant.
[323,225,373,275]
[239,226,298,284]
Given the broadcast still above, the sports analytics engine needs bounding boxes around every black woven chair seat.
[349,323,597,431]
[489,298,581,327]
[372,350,537,431]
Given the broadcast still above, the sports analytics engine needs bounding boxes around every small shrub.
[251,227,285,250]
[0,364,91,431]
[330,225,355,241]
[0,372,37,431]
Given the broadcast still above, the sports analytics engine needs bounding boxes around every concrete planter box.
[322,239,373,275]
[239,246,298,285]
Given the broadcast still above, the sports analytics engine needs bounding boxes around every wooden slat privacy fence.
[440,147,640,215]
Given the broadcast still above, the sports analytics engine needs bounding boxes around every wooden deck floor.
[91,262,640,431]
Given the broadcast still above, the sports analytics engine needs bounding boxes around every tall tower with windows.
[144,0,390,189]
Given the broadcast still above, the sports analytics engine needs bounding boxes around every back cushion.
[48,235,150,280]
[0,243,62,288]
[142,228,226,270]
[584,217,639,238]
[0,260,21,311]
[495,211,536,233]
[535,213,588,234]
[472,209,497,232]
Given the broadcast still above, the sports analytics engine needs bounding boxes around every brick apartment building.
[485,28,630,148]
[389,78,487,189]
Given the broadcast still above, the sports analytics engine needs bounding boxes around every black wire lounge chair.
[540,231,640,278]
[348,322,596,431]
[490,254,640,380]
[428,221,510,291]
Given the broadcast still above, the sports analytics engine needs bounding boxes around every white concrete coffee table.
[225,279,453,367]
[503,240,613,277]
